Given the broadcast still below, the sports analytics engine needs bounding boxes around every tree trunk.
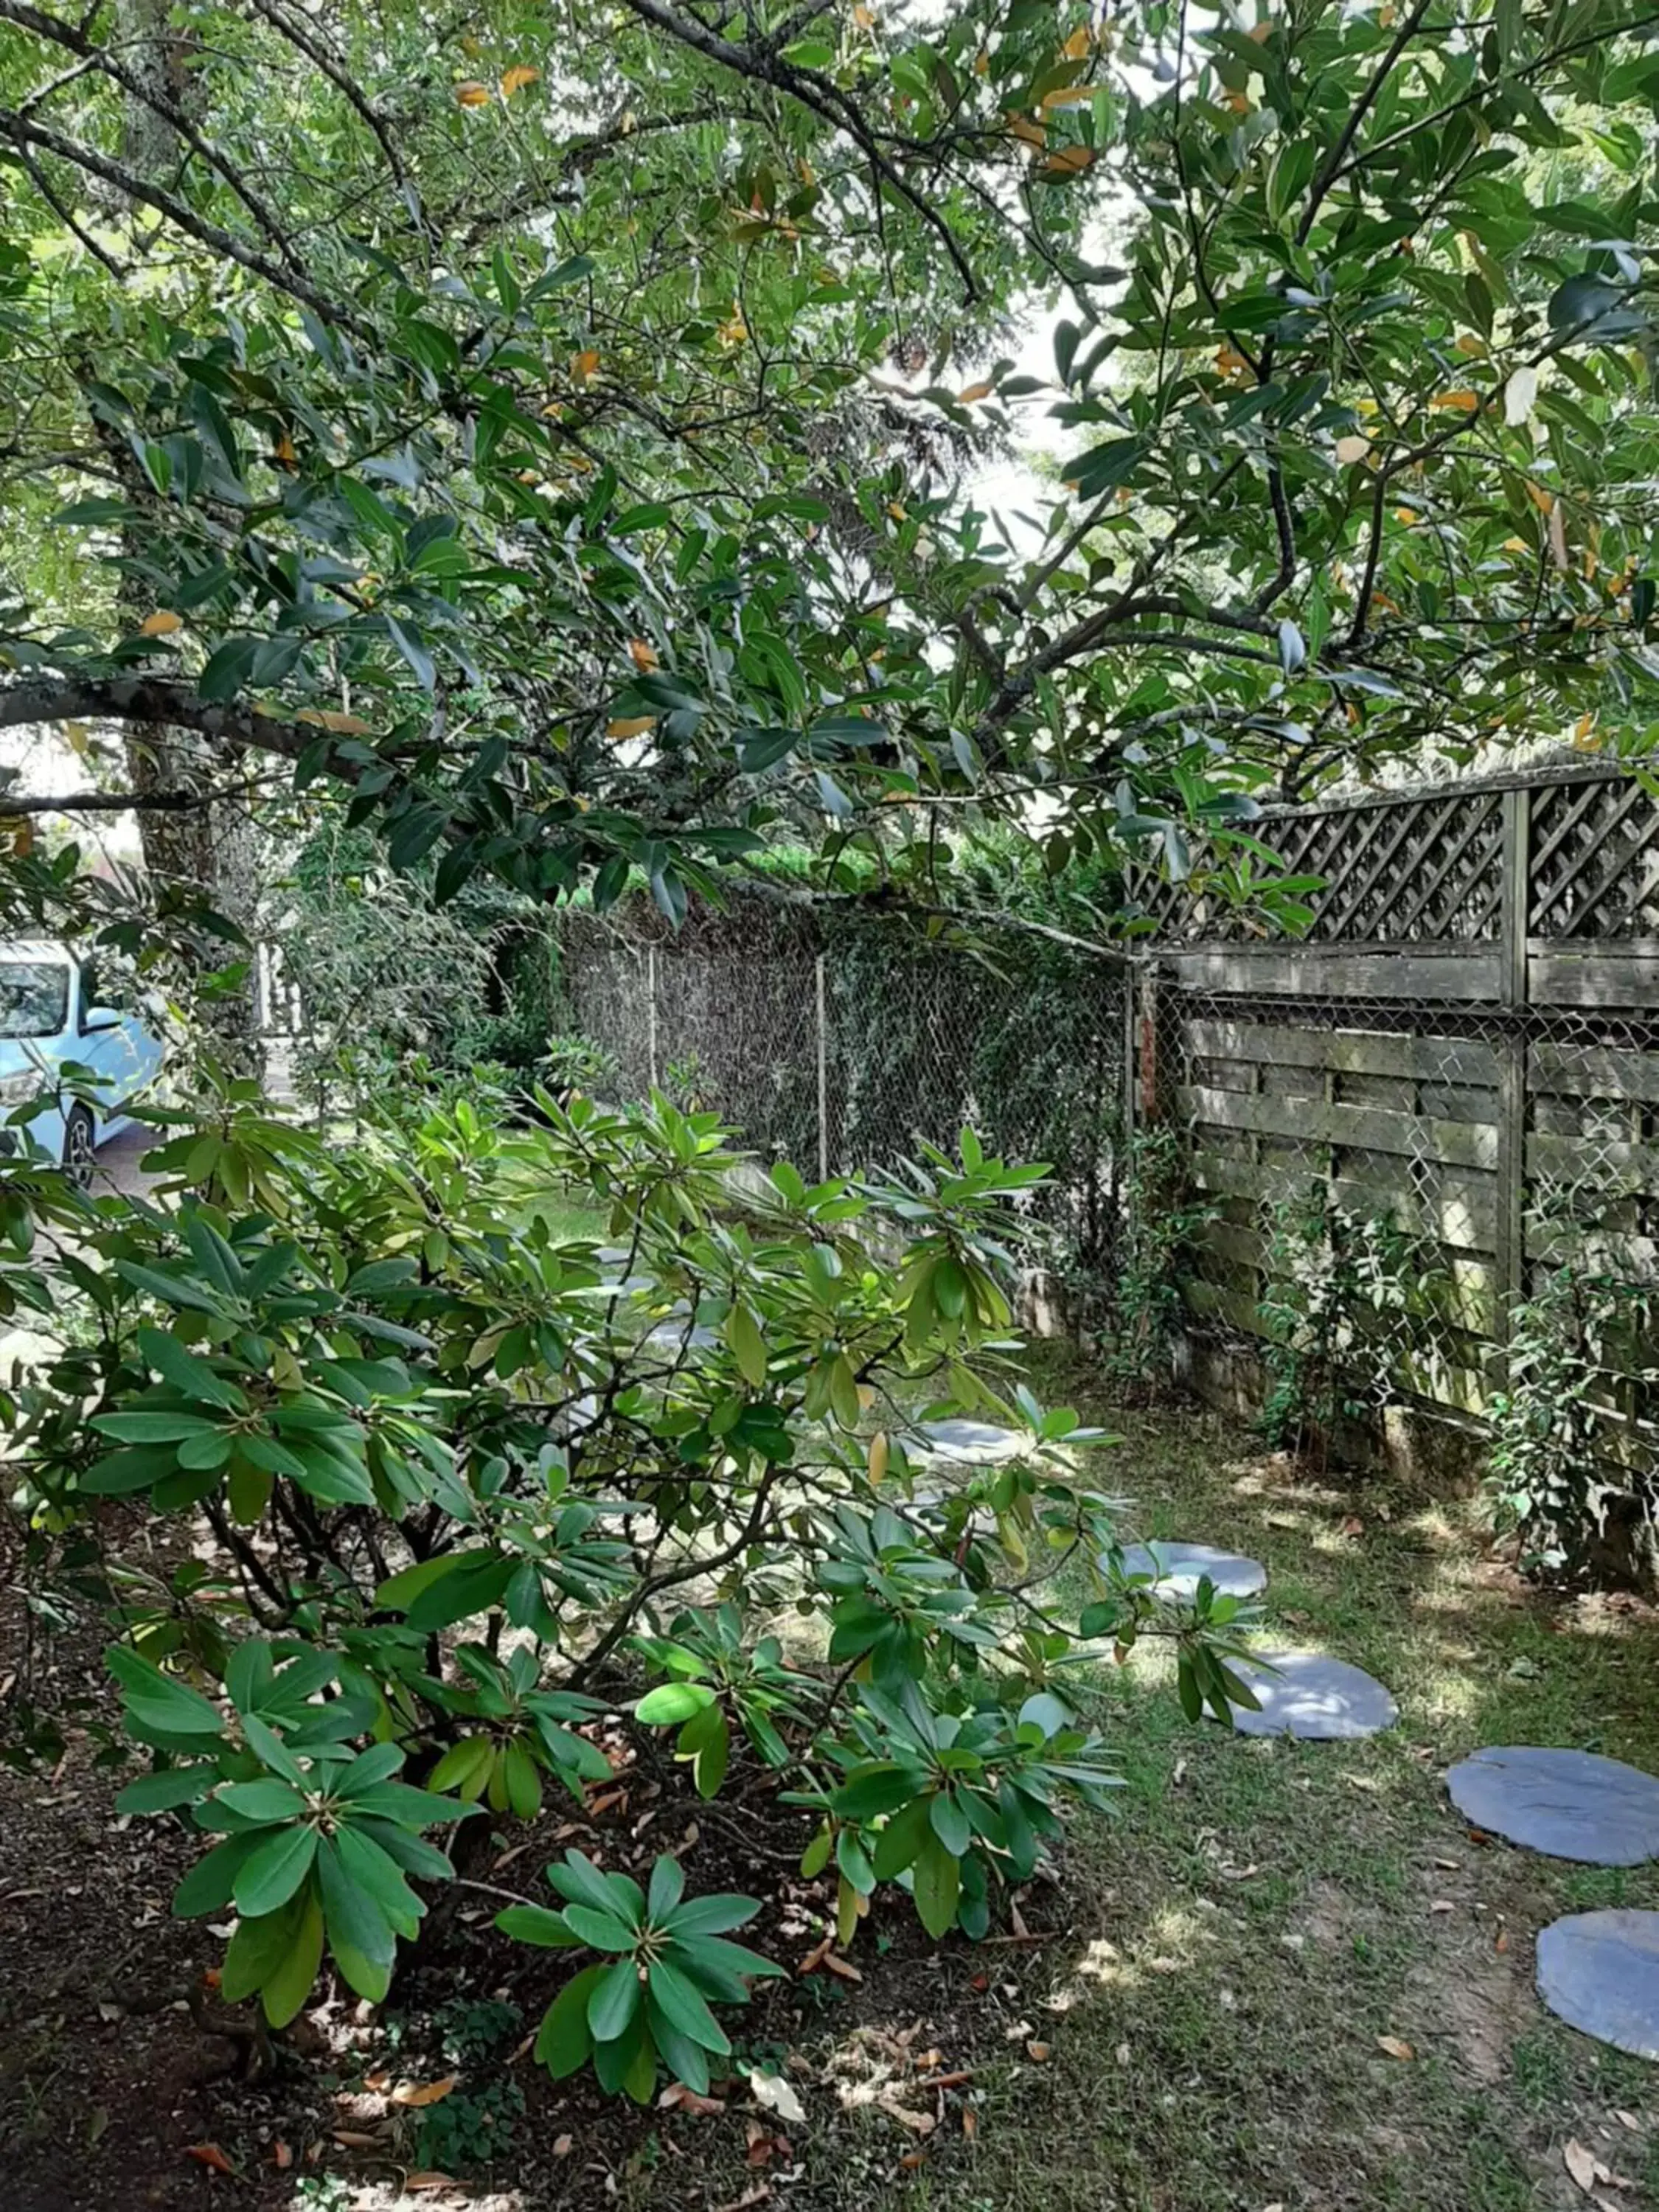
[114,0,263,1069]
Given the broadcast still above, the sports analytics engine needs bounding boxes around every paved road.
[89,1123,163,1200]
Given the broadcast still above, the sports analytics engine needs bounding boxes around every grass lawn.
[893,1345,1659,2212]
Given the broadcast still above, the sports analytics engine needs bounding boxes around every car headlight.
[0,1071,40,1107]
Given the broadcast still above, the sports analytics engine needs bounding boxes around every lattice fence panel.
[1527,775,1659,939]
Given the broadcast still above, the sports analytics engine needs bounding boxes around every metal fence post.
[815,953,829,1180]
[647,945,659,1092]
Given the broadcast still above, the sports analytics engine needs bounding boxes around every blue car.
[0,942,167,1180]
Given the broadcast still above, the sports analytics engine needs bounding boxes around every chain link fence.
[556,908,1132,1271]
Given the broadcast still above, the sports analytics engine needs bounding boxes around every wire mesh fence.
[557,911,1133,1270]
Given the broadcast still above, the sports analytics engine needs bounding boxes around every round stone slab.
[915,1418,1026,1464]
[1220,1650,1399,1740]
[1116,1541,1267,1601]
[1537,1910,1659,2059]
[1445,1746,1659,1865]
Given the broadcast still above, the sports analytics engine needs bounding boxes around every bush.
[8,1075,1258,2090]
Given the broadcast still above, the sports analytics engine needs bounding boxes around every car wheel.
[62,1102,97,1188]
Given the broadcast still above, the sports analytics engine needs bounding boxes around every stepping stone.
[1446,1746,1659,1866]
[914,1419,1026,1464]
[1218,1650,1399,1740]
[1115,1541,1267,1601]
[1537,1910,1659,2059]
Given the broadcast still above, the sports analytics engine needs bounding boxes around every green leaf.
[535,1962,607,2078]
[635,1682,716,1725]
[495,1905,582,1948]
[233,1821,319,1916]
[588,1955,644,2042]
[262,1892,326,2028]
[911,1830,961,1939]
[562,1902,640,1952]
[872,1794,932,1879]
[116,1764,217,1815]
[647,1956,730,2054]
[647,1854,685,1921]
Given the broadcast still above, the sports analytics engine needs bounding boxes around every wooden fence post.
[1493,785,1532,1351]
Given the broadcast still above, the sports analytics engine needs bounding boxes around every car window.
[0,961,69,1040]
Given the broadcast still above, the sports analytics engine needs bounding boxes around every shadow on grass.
[888,1357,1659,2212]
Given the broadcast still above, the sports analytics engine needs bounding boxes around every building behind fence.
[554,754,1658,1503]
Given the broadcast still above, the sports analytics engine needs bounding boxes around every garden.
[5,0,1659,2205]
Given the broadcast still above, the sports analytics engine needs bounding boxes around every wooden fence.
[1139,757,1659,1464]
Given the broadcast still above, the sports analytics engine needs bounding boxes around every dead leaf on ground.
[1430,1899,1455,1914]
[393,2074,459,2107]
[553,2134,574,2157]
[881,2103,937,2135]
[961,2107,978,2140]
[824,1951,863,1983]
[405,2176,458,2194]
[1566,2139,1600,2191]
[712,2188,771,2212]
[1026,2040,1052,2062]
[1377,2036,1415,2061]
[272,2141,293,2171]
[661,2081,726,2115]
[186,2144,234,2176]
[746,2070,807,2124]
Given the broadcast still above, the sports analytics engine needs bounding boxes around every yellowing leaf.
[1042,85,1096,108]
[1548,499,1569,572]
[500,64,540,97]
[1248,17,1273,39]
[868,1431,889,1483]
[607,716,655,740]
[957,380,994,404]
[1455,333,1485,356]
[717,314,748,347]
[273,431,297,466]
[1573,711,1598,746]
[297,709,373,735]
[393,2076,459,2109]
[1062,26,1092,59]
[571,349,600,382]
[139,610,182,636]
[887,501,907,521]
[63,720,90,755]
[1043,144,1096,177]
[1221,89,1253,114]
[1006,114,1046,148]
[1526,479,1555,515]
[973,46,989,74]
[1215,344,1251,379]
[1335,434,1370,464]
[1429,389,1479,411]
[628,638,659,672]
[852,2,874,24]
[455,80,492,106]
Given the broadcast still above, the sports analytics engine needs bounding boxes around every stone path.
[1446,1746,1659,1866]
[1116,1540,1267,1601]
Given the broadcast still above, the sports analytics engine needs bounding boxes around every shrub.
[10,1075,1257,2085]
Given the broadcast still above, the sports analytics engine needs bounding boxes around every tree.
[1,0,1652,944]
